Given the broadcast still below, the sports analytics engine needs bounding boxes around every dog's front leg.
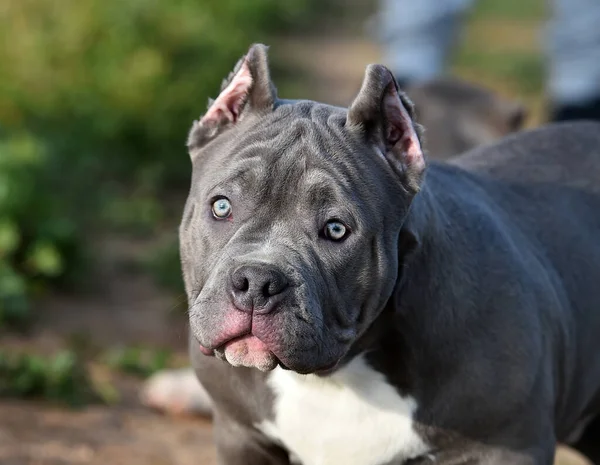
[213,412,291,465]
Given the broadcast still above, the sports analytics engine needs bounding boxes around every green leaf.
[26,242,64,277]
[0,218,20,257]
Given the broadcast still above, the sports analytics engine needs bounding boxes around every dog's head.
[181,44,426,374]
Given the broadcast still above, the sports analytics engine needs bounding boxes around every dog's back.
[450,121,600,193]
[407,77,526,160]
[429,122,600,440]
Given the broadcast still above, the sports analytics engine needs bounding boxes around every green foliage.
[104,346,172,378]
[0,0,316,328]
[0,350,97,407]
[0,0,316,187]
[144,239,186,295]
[0,345,174,406]
[0,133,81,328]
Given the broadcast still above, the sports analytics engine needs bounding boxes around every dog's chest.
[257,356,429,465]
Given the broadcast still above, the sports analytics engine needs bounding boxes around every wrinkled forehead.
[195,101,377,200]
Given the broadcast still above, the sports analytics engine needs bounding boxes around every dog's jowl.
[181,44,600,465]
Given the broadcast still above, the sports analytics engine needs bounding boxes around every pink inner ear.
[383,85,424,171]
[201,59,253,126]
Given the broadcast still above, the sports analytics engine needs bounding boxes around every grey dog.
[406,77,526,160]
[141,77,527,418]
[180,44,600,465]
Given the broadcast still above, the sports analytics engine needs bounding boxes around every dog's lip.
[314,360,341,376]
[213,333,283,369]
[198,343,215,356]
[291,359,341,376]
[217,331,253,350]
[196,331,253,356]
[208,336,341,376]
[214,331,278,359]
[272,352,342,375]
[277,360,291,370]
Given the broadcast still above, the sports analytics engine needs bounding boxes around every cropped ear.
[347,64,426,194]
[187,43,277,151]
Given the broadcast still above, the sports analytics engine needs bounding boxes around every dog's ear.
[187,43,277,151]
[347,65,426,194]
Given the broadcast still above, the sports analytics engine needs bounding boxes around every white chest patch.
[257,355,429,465]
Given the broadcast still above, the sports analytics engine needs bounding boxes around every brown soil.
[0,401,216,465]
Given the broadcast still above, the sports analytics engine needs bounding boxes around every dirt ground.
[0,9,593,465]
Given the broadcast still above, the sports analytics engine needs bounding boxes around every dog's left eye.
[324,220,348,241]
[212,197,232,219]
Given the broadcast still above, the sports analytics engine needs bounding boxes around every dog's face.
[181,44,426,374]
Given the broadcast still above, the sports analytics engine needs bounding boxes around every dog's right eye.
[211,197,232,219]
[324,220,348,241]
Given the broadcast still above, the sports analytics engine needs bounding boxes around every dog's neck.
[326,170,452,381]
[403,168,453,249]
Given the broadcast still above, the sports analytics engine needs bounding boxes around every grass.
[0,345,175,407]
[104,345,172,378]
[0,350,98,407]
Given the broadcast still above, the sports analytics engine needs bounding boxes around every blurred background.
[0,0,586,464]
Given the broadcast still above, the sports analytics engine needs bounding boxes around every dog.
[140,78,528,420]
[406,77,526,160]
[176,44,600,465]
[141,81,527,418]
[141,78,528,420]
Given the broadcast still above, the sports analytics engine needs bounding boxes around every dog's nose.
[230,264,290,313]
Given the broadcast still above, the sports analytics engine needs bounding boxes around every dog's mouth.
[200,335,341,375]
[206,334,280,372]
[193,300,347,374]
[201,338,347,376]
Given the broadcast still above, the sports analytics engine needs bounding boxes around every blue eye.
[324,220,348,241]
[212,198,232,219]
